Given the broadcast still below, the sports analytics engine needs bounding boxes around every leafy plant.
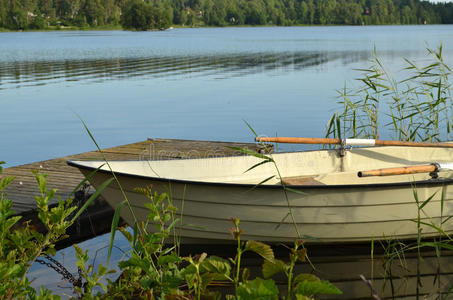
[107,186,183,298]
[0,162,113,299]
[262,240,341,300]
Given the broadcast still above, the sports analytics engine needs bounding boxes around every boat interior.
[69,147,453,186]
[70,146,453,186]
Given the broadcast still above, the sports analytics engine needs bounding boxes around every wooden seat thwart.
[281,176,325,186]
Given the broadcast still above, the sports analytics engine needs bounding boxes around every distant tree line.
[0,0,452,31]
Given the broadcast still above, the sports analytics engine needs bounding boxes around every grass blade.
[227,146,274,161]
[71,177,114,223]
[108,199,126,266]
[244,159,272,173]
[243,119,258,137]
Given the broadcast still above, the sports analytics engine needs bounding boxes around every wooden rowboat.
[67,143,453,244]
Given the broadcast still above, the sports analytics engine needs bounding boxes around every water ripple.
[0,51,369,89]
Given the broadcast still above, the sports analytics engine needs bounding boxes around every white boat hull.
[68,145,453,244]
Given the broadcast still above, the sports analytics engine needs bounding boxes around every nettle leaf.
[184,272,197,289]
[262,259,287,278]
[181,264,196,277]
[200,256,231,279]
[244,240,274,262]
[158,254,182,266]
[161,271,183,290]
[119,254,152,274]
[140,276,158,290]
[237,278,279,300]
[293,273,320,286]
[295,280,342,296]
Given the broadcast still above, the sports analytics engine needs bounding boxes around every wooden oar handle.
[374,140,453,148]
[255,137,341,144]
[255,137,453,148]
[358,164,437,177]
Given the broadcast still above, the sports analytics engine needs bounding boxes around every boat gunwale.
[67,160,453,189]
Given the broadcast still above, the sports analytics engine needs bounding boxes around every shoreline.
[0,23,448,33]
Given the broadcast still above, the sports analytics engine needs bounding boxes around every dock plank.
[1,138,267,214]
[0,138,268,248]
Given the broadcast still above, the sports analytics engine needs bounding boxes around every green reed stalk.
[326,45,451,143]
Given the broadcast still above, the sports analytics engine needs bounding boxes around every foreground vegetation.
[0,162,341,299]
[1,0,453,31]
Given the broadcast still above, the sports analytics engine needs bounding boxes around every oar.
[358,162,453,177]
[255,137,453,148]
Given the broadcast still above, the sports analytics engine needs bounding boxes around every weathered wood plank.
[1,138,267,214]
[0,138,270,247]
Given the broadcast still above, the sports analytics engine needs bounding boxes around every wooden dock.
[1,138,268,247]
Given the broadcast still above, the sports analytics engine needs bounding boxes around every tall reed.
[326,46,452,142]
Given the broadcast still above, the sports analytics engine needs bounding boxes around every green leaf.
[244,120,258,137]
[283,186,307,196]
[107,200,126,266]
[418,190,437,210]
[237,278,279,300]
[226,146,274,161]
[201,256,232,279]
[293,274,320,286]
[98,264,107,276]
[248,175,276,192]
[262,259,287,278]
[201,272,217,291]
[244,240,274,262]
[158,254,182,266]
[419,241,453,251]
[295,280,342,296]
[119,226,133,242]
[244,160,273,173]
[0,176,15,191]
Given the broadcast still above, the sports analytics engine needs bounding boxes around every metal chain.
[33,185,92,290]
[36,254,82,287]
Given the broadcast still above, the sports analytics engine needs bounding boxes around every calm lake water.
[2,25,453,296]
[1,25,453,168]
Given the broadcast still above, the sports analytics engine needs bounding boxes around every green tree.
[202,0,226,26]
[121,0,150,30]
[226,1,245,25]
[121,0,170,30]
[7,8,27,29]
[28,13,46,28]
[245,1,266,25]
[297,1,308,24]
[38,0,55,18]
[0,0,8,27]
[82,0,105,26]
